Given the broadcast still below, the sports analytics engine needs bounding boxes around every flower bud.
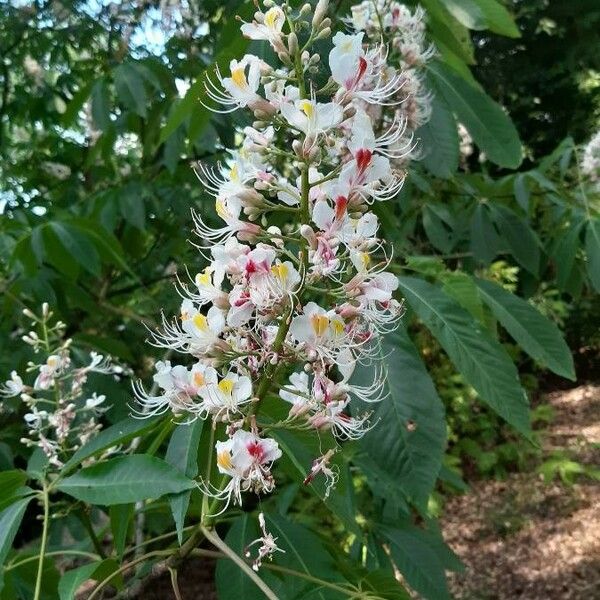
[320,17,331,30]
[287,32,298,55]
[300,3,311,16]
[316,27,331,40]
[301,50,310,64]
[312,0,329,28]
[300,224,316,244]
[22,308,36,320]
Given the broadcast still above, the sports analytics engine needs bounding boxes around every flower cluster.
[0,304,125,467]
[346,0,435,165]
[581,130,600,187]
[136,0,412,512]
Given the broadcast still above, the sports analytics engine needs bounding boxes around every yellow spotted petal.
[193,313,208,331]
[299,100,314,118]
[230,67,248,89]
[196,269,211,286]
[311,314,329,337]
[271,262,288,281]
[218,378,234,395]
[264,7,282,30]
[217,450,233,470]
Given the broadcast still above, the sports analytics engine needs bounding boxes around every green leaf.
[491,204,541,275]
[48,222,101,277]
[470,203,502,264]
[91,79,111,130]
[474,278,575,380]
[58,559,122,599]
[436,0,519,37]
[0,471,27,500]
[397,276,530,436]
[377,524,452,600]
[118,184,146,229]
[114,63,147,117]
[427,61,522,168]
[27,447,49,480]
[417,93,459,178]
[165,420,203,544]
[426,6,475,64]
[585,219,600,292]
[57,455,195,505]
[437,0,485,29]
[442,272,486,323]
[0,498,31,568]
[357,327,446,509]
[58,562,99,600]
[109,504,133,558]
[62,416,160,473]
[62,80,94,127]
[473,0,520,37]
[552,220,584,290]
[358,571,411,599]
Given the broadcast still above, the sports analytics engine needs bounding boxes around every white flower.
[0,371,24,397]
[197,369,253,419]
[303,449,339,498]
[192,196,261,245]
[34,354,68,390]
[150,301,226,357]
[241,6,285,46]
[280,98,343,138]
[24,407,48,431]
[329,31,405,105]
[289,302,350,362]
[204,55,274,114]
[201,429,282,512]
[85,393,106,410]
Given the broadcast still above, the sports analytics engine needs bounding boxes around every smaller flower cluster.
[0,304,125,467]
[581,131,600,188]
[347,0,435,164]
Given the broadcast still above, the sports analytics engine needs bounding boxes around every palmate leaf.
[357,327,446,510]
[474,277,575,380]
[397,276,530,436]
[57,455,195,505]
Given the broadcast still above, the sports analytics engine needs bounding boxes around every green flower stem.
[33,482,50,600]
[5,550,100,572]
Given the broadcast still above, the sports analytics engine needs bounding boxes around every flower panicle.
[135,0,429,508]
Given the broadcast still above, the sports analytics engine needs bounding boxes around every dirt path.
[442,384,600,600]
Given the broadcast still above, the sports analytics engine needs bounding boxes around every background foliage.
[0,0,598,598]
